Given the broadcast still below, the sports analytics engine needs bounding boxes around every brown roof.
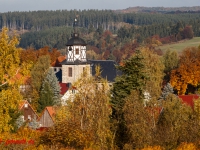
[51,56,66,67]
[39,106,56,121]
[19,100,27,110]
[18,100,38,118]
[2,69,30,85]
[46,106,55,119]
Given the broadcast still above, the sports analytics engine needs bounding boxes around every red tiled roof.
[38,106,56,122]
[179,94,199,108]
[59,83,69,95]
[2,71,30,85]
[19,100,27,110]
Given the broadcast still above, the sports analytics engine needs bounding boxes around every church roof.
[90,60,121,82]
[66,33,86,46]
[60,59,90,65]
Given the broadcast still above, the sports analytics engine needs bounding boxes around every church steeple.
[66,18,87,63]
[61,17,91,84]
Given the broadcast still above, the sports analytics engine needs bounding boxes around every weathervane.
[73,15,79,34]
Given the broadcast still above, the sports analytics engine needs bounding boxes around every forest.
[0,7,200,149]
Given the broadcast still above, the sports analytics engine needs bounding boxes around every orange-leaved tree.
[170,46,200,95]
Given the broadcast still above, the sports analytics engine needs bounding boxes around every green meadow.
[158,37,200,53]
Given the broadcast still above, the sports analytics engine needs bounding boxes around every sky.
[0,0,200,13]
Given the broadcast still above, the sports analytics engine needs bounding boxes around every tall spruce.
[111,50,149,148]
[38,68,60,112]
[111,50,148,113]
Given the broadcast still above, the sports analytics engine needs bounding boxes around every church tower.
[61,18,91,84]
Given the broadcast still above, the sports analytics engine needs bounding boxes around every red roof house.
[19,100,38,121]
[178,94,200,108]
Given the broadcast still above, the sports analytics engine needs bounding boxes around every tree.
[170,46,200,95]
[156,94,199,149]
[123,90,154,149]
[38,68,60,112]
[182,25,194,39]
[163,49,179,82]
[140,47,164,100]
[38,82,54,113]
[159,83,174,100]
[111,50,149,148]
[30,55,51,110]
[111,50,148,113]
[0,27,24,132]
[40,67,113,149]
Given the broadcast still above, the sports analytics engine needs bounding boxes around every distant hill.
[114,6,200,13]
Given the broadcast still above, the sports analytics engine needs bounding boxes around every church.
[52,18,119,95]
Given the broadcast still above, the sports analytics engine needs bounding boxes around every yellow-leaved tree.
[40,66,113,149]
[0,27,24,132]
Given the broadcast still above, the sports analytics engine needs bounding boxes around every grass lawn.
[157,37,200,53]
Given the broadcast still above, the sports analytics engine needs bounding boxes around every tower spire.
[73,17,78,34]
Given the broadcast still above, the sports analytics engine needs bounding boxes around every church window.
[75,48,79,55]
[68,67,72,77]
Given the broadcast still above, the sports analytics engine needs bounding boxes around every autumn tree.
[30,55,51,110]
[123,90,156,149]
[140,47,164,100]
[156,94,200,149]
[182,25,194,39]
[20,46,61,65]
[111,50,149,148]
[162,49,179,82]
[170,46,200,95]
[40,67,113,149]
[0,27,24,132]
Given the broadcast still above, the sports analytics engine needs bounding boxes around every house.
[51,55,66,82]
[19,100,38,122]
[38,106,55,128]
[61,87,78,105]
[178,94,200,109]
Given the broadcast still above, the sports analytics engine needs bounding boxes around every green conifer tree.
[38,82,53,113]
[111,50,148,113]
[38,68,60,112]
[111,50,149,148]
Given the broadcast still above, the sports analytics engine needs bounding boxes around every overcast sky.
[0,0,200,13]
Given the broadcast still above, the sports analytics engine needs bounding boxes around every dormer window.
[24,103,28,108]
[75,48,79,55]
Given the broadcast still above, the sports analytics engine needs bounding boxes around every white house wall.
[62,64,91,83]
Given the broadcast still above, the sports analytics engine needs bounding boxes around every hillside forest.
[1,7,200,149]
